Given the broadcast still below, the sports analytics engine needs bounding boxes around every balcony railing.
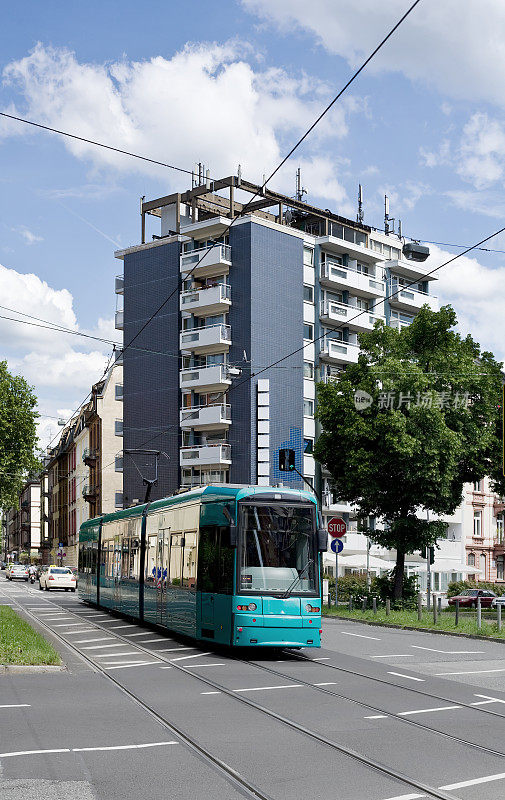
[319,337,360,364]
[180,283,231,315]
[179,365,232,393]
[180,244,232,276]
[82,447,97,465]
[181,472,228,488]
[388,281,437,310]
[180,403,231,429]
[115,310,124,330]
[82,484,98,500]
[320,260,385,296]
[115,275,124,294]
[320,300,384,331]
[180,323,231,353]
[180,444,232,467]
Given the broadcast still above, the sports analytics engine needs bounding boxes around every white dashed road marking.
[0,741,178,759]
[387,672,425,682]
[397,705,461,716]
[234,684,303,693]
[411,645,485,655]
[0,704,31,708]
[341,631,381,640]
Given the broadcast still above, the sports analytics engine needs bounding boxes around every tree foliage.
[0,361,40,509]
[315,306,504,598]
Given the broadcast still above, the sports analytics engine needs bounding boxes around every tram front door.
[156,529,170,625]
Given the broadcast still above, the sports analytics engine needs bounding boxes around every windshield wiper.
[280,559,314,599]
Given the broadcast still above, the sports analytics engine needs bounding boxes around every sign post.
[328,517,346,605]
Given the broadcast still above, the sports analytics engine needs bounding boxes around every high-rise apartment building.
[116,174,437,516]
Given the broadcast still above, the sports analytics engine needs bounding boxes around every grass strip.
[324,605,505,638]
[0,606,61,665]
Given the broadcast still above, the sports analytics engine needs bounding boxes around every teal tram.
[78,485,326,648]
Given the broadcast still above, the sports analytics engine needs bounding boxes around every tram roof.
[80,484,316,533]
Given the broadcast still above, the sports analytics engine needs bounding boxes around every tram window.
[145,535,157,583]
[198,525,234,594]
[169,533,183,586]
[182,531,197,588]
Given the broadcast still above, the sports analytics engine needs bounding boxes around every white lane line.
[108,624,136,629]
[387,672,425,682]
[371,655,413,659]
[341,631,381,640]
[123,632,155,637]
[0,704,31,708]
[365,715,388,720]
[201,691,222,695]
[315,682,338,686]
[397,705,461,716]
[105,662,160,670]
[411,645,485,655]
[73,741,178,752]
[92,619,118,624]
[136,638,168,644]
[473,693,505,704]
[382,794,425,800]
[440,771,505,790]
[74,638,112,644]
[0,748,70,758]
[186,663,227,668]
[82,643,131,650]
[312,657,331,661]
[0,742,178,759]
[62,629,95,634]
[95,652,146,658]
[52,623,89,628]
[157,648,192,653]
[234,684,303,693]
[435,668,505,676]
[169,652,210,662]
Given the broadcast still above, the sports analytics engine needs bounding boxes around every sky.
[1,0,505,449]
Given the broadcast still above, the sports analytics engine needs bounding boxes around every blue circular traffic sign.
[331,538,344,554]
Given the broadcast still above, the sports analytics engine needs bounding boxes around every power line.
[0,112,194,177]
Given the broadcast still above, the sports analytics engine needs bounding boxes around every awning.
[324,553,394,570]
[407,559,483,576]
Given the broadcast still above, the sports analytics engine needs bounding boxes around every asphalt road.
[2,581,505,800]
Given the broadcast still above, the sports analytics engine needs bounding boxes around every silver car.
[6,564,29,581]
[491,595,505,608]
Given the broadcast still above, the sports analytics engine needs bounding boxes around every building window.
[497,556,504,580]
[303,361,314,379]
[497,513,504,543]
[303,438,314,454]
[473,480,483,492]
[303,324,313,341]
[303,399,314,417]
[467,552,475,567]
[473,510,482,538]
[303,284,314,303]
[115,456,123,472]
[115,492,123,509]
[115,384,123,400]
[303,247,314,267]
[481,552,486,578]
[115,419,123,436]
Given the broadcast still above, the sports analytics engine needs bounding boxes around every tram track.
[3,588,499,800]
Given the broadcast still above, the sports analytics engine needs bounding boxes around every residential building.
[3,478,41,563]
[463,478,505,584]
[115,174,438,506]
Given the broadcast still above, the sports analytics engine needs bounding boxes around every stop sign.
[328,517,346,538]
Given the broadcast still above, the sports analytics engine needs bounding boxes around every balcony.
[320,260,386,298]
[180,323,231,355]
[179,365,232,393]
[181,471,228,488]
[180,444,232,468]
[82,484,98,502]
[180,403,231,431]
[82,447,97,466]
[115,275,124,294]
[115,310,124,330]
[180,283,231,316]
[388,282,438,313]
[320,300,385,333]
[319,338,360,365]
[180,244,232,278]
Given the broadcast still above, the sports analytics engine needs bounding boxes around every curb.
[322,613,505,644]
[0,664,67,674]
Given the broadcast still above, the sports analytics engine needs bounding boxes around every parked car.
[448,589,496,608]
[39,566,77,592]
[491,595,505,608]
[6,564,29,581]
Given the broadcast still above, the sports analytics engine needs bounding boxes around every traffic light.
[422,546,435,565]
[279,448,296,471]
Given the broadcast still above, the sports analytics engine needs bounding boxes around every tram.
[78,485,326,648]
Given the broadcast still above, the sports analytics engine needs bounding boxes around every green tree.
[0,361,40,509]
[315,306,504,600]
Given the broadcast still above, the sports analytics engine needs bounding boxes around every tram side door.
[113,535,121,606]
[156,529,170,625]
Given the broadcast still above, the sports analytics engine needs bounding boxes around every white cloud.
[0,262,114,450]
[1,43,363,204]
[242,0,505,108]
[424,244,505,363]
[13,226,43,245]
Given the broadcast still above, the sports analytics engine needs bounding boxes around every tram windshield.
[239,503,317,595]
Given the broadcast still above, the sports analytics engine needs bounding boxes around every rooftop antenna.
[357,184,364,225]
[295,167,307,202]
[237,164,242,186]
[398,219,402,240]
[384,194,395,236]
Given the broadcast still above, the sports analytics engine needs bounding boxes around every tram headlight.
[247,603,257,611]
